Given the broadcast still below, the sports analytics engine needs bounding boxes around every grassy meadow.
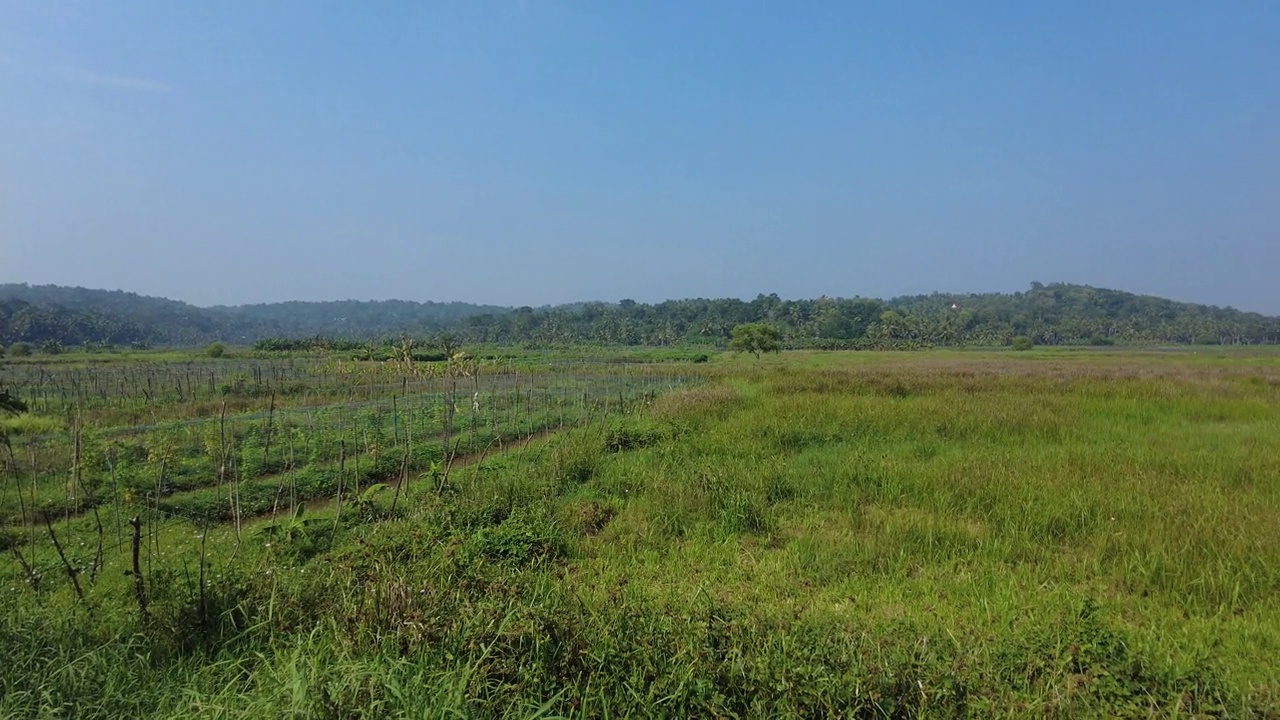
[2,348,1278,717]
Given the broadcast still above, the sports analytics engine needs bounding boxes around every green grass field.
[2,348,1278,717]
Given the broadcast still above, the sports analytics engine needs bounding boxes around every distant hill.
[1,282,1277,349]
[205,299,512,341]
[0,284,509,347]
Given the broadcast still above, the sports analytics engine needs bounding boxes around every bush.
[465,508,565,564]
[205,343,226,358]
[39,340,64,355]
[603,419,667,453]
[1011,336,1034,351]
[8,342,33,357]
[294,467,340,498]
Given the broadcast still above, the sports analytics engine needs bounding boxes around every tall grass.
[2,350,1278,717]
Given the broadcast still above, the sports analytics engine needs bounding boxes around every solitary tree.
[729,323,782,358]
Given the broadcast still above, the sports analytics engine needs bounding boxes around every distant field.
[2,348,1278,717]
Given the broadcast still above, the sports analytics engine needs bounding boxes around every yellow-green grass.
[3,350,1278,717]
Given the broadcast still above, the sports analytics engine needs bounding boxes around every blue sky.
[1,2,1277,312]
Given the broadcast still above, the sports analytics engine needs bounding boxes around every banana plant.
[260,504,326,544]
[354,482,391,515]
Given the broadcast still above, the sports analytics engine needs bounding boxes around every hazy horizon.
[3,3,1277,313]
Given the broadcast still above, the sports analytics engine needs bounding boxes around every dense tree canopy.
[0,285,506,347]
[729,323,783,358]
[1,282,1277,350]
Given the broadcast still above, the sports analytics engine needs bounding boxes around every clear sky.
[1,2,1277,312]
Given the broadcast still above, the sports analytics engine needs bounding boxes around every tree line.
[0,285,504,349]
[447,284,1280,348]
[2,282,1278,351]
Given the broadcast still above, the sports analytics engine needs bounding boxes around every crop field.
[2,348,1279,717]
[1,354,691,543]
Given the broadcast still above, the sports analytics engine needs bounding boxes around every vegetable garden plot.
[2,359,696,552]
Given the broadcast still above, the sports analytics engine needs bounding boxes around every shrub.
[293,467,340,498]
[39,340,64,355]
[603,419,666,453]
[8,342,33,357]
[205,342,226,358]
[1011,336,1034,351]
[465,508,565,564]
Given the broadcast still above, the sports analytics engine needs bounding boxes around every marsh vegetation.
[2,348,1278,717]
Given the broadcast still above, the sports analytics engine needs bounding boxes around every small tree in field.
[730,323,782,359]
[205,342,226,358]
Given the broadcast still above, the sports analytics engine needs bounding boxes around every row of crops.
[1,358,698,582]
[5,356,669,421]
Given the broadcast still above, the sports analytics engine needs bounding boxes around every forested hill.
[0,285,508,347]
[453,284,1280,348]
[1,282,1278,349]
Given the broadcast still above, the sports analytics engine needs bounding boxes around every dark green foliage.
[602,419,668,453]
[4,281,1278,348]
[204,342,225,358]
[293,467,340,499]
[1012,335,1035,351]
[0,389,25,416]
[465,509,565,564]
[730,323,783,358]
[0,285,505,347]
